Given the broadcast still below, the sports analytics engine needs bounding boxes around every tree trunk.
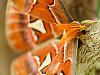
[76,20,100,75]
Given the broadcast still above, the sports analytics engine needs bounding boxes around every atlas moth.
[5,0,95,75]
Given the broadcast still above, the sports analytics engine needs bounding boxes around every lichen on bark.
[76,20,100,75]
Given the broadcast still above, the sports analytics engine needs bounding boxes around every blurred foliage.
[97,0,100,18]
[64,0,97,21]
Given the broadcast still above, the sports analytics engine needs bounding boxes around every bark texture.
[76,20,100,75]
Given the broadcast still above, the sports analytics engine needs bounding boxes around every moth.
[5,0,89,75]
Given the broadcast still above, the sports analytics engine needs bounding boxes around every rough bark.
[76,20,100,75]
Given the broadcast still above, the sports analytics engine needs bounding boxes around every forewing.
[29,0,74,44]
[30,0,70,24]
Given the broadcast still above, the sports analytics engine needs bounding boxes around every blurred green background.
[97,0,100,18]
